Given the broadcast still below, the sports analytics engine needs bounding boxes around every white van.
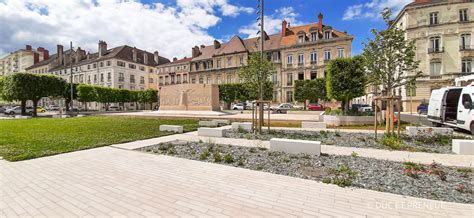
[427,84,474,135]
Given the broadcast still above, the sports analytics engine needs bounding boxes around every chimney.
[318,13,323,31]
[57,44,64,65]
[26,45,32,51]
[192,46,201,58]
[98,40,107,58]
[173,57,178,62]
[132,47,137,62]
[33,53,39,64]
[87,52,91,60]
[75,47,82,63]
[281,20,287,37]
[200,44,205,49]
[154,51,159,64]
[213,40,221,49]
[43,49,49,60]
[144,51,149,65]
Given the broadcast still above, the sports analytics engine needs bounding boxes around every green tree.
[294,79,327,109]
[77,84,98,110]
[63,83,78,112]
[238,53,274,101]
[326,56,366,111]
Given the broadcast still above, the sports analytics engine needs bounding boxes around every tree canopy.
[294,79,327,105]
[238,53,274,101]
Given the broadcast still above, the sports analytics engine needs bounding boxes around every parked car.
[427,85,473,135]
[48,105,60,111]
[0,106,5,113]
[36,106,47,113]
[232,103,245,110]
[359,106,373,112]
[108,106,121,111]
[272,103,294,113]
[307,103,324,111]
[4,106,34,115]
[351,104,370,111]
[417,103,428,114]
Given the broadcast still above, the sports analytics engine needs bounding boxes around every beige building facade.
[393,0,474,112]
[0,45,50,76]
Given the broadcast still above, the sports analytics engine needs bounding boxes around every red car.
[307,103,324,111]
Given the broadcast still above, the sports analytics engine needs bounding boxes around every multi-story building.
[156,57,192,88]
[26,41,170,109]
[393,0,474,112]
[157,13,353,103]
[0,45,50,76]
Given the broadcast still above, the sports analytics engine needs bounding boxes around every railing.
[310,61,317,65]
[428,47,444,53]
[286,64,292,67]
[324,59,331,63]
[460,45,473,51]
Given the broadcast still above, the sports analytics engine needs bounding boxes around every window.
[286,91,293,103]
[117,61,125,67]
[461,94,473,109]
[298,72,304,80]
[429,37,441,52]
[287,55,293,66]
[165,76,169,85]
[191,76,195,84]
[99,62,104,67]
[324,50,331,61]
[149,78,154,83]
[227,57,233,67]
[130,75,135,83]
[462,60,472,73]
[93,63,97,68]
[159,77,163,85]
[140,76,145,84]
[216,58,221,68]
[217,75,222,84]
[429,12,438,25]
[107,72,111,82]
[460,34,471,50]
[406,81,416,97]
[106,61,111,66]
[430,62,441,76]
[87,75,91,84]
[311,32,318,41]
[119,73,124,82]
[199,76,204,84]
[175,75,180,84]
[310,52,317,64]
[170,75,175,84]
[195,63,200,71]
[324,31,331,39]
[139,66,145,71]
[100,73,104,82]
[94,75,97,83]
[337,48,345,58]
[272,72,278,84]
[287,73,293,86]
[310,71,317,80]
[129,64,136,69]
[226,75,233,83]
[298,53,304,65]
[118,85,124,89]
[183,74,188,83]
[87,65,90,70]
[298,35,305,43]
[460,9,468,22]
[239,56,244,65]
[207,76,212,84]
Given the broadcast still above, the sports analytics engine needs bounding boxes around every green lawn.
[0,116,198,161]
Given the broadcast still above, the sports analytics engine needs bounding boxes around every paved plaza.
[1,131,473,217]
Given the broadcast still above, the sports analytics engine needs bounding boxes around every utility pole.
[257,0,264,133]
[69,41,74,115]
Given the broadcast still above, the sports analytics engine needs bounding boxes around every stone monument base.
[151,110,229,116]
[159,84,220,111]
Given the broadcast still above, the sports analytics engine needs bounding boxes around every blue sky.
[0,0,411,58]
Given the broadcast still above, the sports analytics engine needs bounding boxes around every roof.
[243,33,281,52]
[215,36,247,56]
[280,23,352,46]
[392,0,465,26]
[159,57,192,66]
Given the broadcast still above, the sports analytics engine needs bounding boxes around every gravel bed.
[224,129,461,154]
[138,141,473,204]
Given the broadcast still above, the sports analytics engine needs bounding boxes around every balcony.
[310,61,317,65]
[460,45,473,51]
[286,64,293,68]
[428,47,444,54]
[297,62,304,67]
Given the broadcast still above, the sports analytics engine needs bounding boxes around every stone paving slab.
[1,147,473,217]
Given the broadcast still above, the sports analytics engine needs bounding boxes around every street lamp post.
[69,41,74,115]
[257,0,264,133]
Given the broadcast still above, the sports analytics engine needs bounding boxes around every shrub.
[335,130,341,137]
[238,158,245,166]
[324,109,373,116]
[319,130,328,138]
[249,147,257,153]
[199,150,210,160]
[224,153,234,163]
[324,165,357,187]
[381,135,404,150]
[351,151,358,158]
[213,152,222,162]
[457,167,472,177]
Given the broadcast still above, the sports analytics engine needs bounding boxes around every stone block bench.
[232,122,252,132]
[199,121,218,127]
[301,122,327,129]
[159,125,183,133]
[452,139,474,155]
[269,138,321,155]
[52,115,70,118]
[406,126,453,137]
[14,115,32,119]
[198,128,224,137]
[212,119,230,126]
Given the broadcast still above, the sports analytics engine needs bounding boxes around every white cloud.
[0,0,254,58]
[239,7,302,38]
[342,0,412,21]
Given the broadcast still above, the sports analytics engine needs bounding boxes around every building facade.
[157,13,353,104]
[393,0,474,112]
[26,41,170,109]
[0,45,50,76]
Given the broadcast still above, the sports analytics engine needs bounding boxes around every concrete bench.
[452,139,474,155]
[199,121,218,127]
[269,138,321,155]
[301,122,327,129]
[232,122,252,132]
[212,119,230,126]
[159,125,183,133]
[198,128,224,137]
[52,115,70,118]
[406,126,453,137]
[14,115,32,119]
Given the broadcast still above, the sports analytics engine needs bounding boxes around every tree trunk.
[32,98,39,117]
[21,100,26,116]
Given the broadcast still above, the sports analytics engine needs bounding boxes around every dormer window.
[324,31,331,39]
[298,35,305,43]
[311,32,318,41]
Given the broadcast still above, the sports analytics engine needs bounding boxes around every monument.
[159,84,220,111]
